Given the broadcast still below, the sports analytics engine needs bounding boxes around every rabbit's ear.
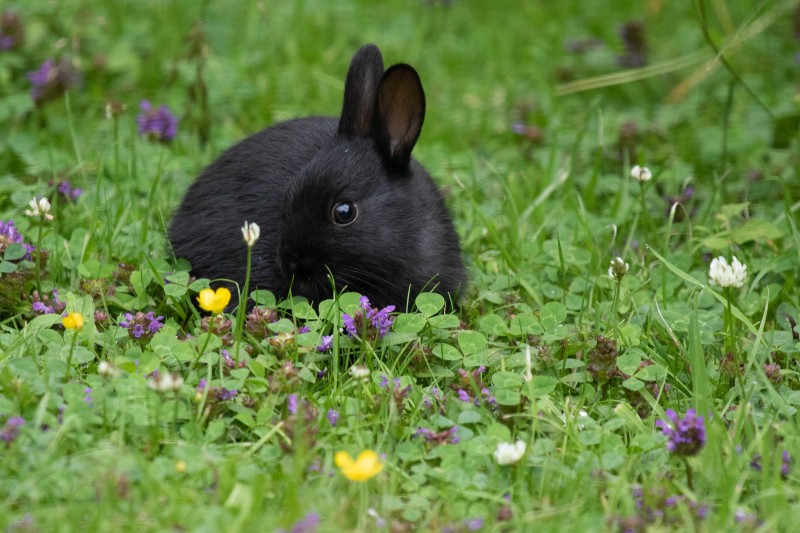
[338,44,385,137]
[375,64,426,169]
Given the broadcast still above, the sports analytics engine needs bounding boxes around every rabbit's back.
[168,117,337,291]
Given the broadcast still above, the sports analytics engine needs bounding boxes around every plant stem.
[64,329,79,381]
[683,457,694,491]
[35,220,44,293]
[234,245,253,363]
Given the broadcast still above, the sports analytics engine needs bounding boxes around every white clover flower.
[608,257,630,281]
[493,440,526,465]
[349,365,370,379]
[147,372,184,392]
[630,165,652,183]
[98,360,120,378]
[708,255,747,288]
[25,196,53,221]
[241,221,260,247]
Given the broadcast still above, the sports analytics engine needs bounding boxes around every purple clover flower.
[287,394,298,415]
[27,58,80,105]
[120,311,164,340]
[0,416,24,443]
[277,512,320,533]
[0,219,34,260]
[31,289,65,315]
[83,387,93,407]
[326,408,339,427]
[415,426,459,445]
[316,335,333,352]
[655,408,706,456]
[56,180,83,201]
[341,296,395,340]
[0,11,24,51]
[217,388,237,401]
[137,100,178,143]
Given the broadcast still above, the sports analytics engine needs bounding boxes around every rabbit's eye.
[332,201,358,225]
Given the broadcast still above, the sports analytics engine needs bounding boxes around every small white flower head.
[25,196,53,221]
[241,221,260,247]
[349,364,370,379]
[98,360,120,378]
[708,255,747,288]
[523,345,533,383]
[147,372,183,392]
[630,165,652,183]
[608,257,630,281]
[493,440,526,465]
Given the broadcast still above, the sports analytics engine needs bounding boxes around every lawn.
[1,0,799,531]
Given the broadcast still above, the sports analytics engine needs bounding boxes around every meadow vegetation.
[1,0,799,531]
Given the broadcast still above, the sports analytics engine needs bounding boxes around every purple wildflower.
[287,394,298,415]
[316,335,333,352]
[83,387,93,407]
[197,379,207,392]
[137,100,178,143]
[326,408,339,427]
[782,450,792,477]
[0,416,24,443]
[341,296,395,340]
[0,219,34,260]
[0,11,24,51]
[276,512,320,533]
[342,313,358,337]
[56,181,83,201]
[415,426,459,445]
[655,408,706,456]
[120,311,164,340]
[27,58,80,105]
[457,389,470,403]
[30,289,66,315]
[216,388,237,401]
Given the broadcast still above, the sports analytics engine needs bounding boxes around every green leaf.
[509,314,542,336]
[478,314,508,336]
[732,219,784,244]
[494,389,521,406]
[457,410,482,424]
[4,242,26,261]
[250,290,276,306]
[492,371,523,389]
[527,375,557,397]
[457,330,486,355]
[428,314,461,329]
[291,301,318,320]
[540,301,567,330]
[0,260,16,274]
[431,343,462,361]
[163,283,187,298]
[392,313,426,334]
[415,292,445,318]
[622,376,644,391]
[616,351,641,376]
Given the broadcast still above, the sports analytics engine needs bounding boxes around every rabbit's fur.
[169,44,465,309]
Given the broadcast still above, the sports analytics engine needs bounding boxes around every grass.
[1,0,800,531]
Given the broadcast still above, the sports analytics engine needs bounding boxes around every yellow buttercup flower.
[197,287,231,314]
[334,450,384,482]
[62,312,84,330]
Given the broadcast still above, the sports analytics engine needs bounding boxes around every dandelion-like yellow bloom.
[334,450,384,482]
[197,287,231,314]
[62,312,84,330]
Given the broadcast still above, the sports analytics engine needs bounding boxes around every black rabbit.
[169,44,465,310]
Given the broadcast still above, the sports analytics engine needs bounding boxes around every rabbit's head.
[276,45,464,308]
